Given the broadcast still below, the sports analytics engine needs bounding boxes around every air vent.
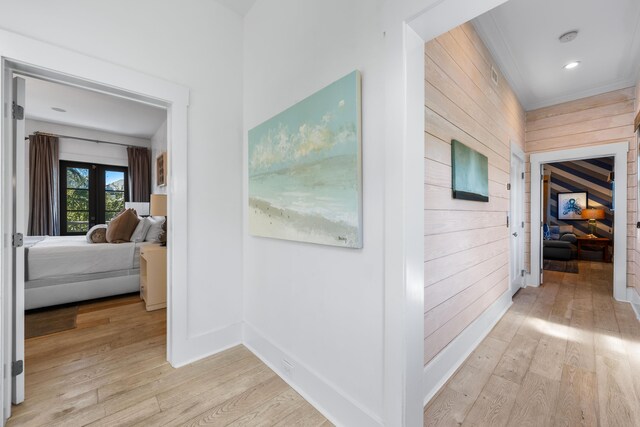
[490,66,499,85]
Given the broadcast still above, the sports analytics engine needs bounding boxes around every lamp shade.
[581,208,605,220]
[150,194,167,216]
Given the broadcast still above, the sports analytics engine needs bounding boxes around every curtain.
[127,147,151,202]
[28,134,60,236]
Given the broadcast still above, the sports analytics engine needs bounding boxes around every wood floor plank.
[553,364,598,427]
[425,260,640,426]
[493,334,539,384]
[8,296,328,427]
[461,375,519,427]
[507,371,560,427]
[596,355,640,427]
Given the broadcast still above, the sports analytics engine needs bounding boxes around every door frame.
[510,143,526,295]
[0,28,189,421]
[385,0,512,423]
[529,142,628,301]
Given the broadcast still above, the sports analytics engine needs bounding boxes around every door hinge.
[12,101,24,120]
[506,214,509,228]
[507,183,511,190]
[521,269,526,277]
[521,221,524,228]
[12,232,23,248]
[521,172,525,179]
[11,360,23,377]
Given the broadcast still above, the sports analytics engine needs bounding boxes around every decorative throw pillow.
[106,209,140,243]
[145,216,166,242]
[86,224,108,243]
[130,217,152,243]
[549,225,560,240]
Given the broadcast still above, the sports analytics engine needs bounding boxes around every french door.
[60,161,128,235]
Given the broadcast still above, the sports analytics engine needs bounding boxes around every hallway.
[424,261,640,426]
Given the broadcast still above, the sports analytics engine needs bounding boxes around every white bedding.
[26,236,150,281]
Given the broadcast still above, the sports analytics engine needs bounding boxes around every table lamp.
[581,208,605,238]
[150,194,167,246]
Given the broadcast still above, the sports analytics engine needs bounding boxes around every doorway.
[510,143,525,296]
[530,143,628,301]
[1,48,188,420]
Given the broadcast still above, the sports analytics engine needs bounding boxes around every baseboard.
[627,287,640,320]
[243,322,383,427]
[423,290,512,406]
[170,322,243,368]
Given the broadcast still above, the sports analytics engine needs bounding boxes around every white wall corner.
[627,287,640,320]
[423,290,512,406]
[242,322,383,427]
[170,322,243,368]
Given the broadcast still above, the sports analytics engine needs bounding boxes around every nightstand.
[139,244,167,311]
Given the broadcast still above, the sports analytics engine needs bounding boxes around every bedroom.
[15,73,169,415]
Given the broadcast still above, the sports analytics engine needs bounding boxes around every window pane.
[105,211,119,222]
[67,211,89,233]
[105,171,125,191]
[67,167,89,189]
[66,189,89,211]
[105,191,125,213]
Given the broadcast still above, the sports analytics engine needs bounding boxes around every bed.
[25,236,151,310]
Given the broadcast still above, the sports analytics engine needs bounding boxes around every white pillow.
[145,216,166,242]
[86,224,107,243]
[130,217,152,243]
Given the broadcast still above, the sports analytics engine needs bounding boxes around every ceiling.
[473,0,640,111]
[23,76,166,139]
[215,0,257,16]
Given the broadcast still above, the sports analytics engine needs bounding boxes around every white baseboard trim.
[243,322,382,427]
[170,322,243,368]
[423,290,512,406]
[627,287,640,320]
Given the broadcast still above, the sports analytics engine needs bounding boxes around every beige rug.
[25,305,78,339]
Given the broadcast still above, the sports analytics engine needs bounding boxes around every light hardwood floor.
[8,294,330,426]
[424,261,640,426]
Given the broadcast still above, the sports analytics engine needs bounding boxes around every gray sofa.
[543,232,578,260]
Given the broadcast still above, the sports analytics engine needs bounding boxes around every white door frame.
[510,143,525,295]
[529,142,628,301]
[384,0,511,424]
[0,29,189,422]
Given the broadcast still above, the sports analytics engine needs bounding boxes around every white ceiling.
[23,76,166,139]
[473,0,640,111]
[215,0,257,16]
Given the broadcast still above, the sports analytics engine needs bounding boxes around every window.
[60,161,129,235]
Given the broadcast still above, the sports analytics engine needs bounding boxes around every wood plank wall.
[525,87,637,290]
[635,82,640,297]
[424,22,525,365]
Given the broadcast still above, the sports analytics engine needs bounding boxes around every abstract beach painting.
[248,71,362,248]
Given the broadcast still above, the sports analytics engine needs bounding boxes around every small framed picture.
[156,152,167,187]
[557,192,587,220]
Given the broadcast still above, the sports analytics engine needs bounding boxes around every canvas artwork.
[248,71,362,248]
[557,192,588,220]
[451,140,489,202]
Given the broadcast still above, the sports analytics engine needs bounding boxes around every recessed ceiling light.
[559,30,579,43]
[563,61,581,70]
[51,107,66,112]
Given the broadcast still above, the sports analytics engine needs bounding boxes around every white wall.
[150,119,167,195]
[0,0,244,356]
[243,1,386,424]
